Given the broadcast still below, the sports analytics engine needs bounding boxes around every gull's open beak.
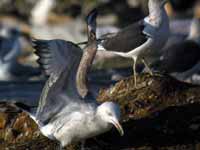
[110,118,124,136]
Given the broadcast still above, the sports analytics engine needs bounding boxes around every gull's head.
[97,102,124,136]
[86,8,98,39]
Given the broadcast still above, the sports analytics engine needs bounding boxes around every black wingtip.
[86,8,98,25]
[32,38,41,51]
[32,39,49,54]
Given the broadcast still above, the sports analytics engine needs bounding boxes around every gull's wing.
[33,39,81,76]
[100,32,118,39]
[159,41,200,73]
[32,39,83,124]
[101,20,148,52]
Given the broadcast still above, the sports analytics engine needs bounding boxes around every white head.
[96,102,124,136]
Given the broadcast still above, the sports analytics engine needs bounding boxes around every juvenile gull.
[18,9,124,148]
[95,0,170,87]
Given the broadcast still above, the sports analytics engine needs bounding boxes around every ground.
[1,73,200,149]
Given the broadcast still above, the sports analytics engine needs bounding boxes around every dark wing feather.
[32,39,82,77]
[101,20,147,52]
[160,40,200,73]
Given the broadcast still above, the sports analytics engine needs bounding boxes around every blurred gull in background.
[0,24,41,81]
[31,0,55,26]
[153,18,200,83]
[30,0,85,43]
[165,0,198,46]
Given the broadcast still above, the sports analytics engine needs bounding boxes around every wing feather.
[32,39,83,124]
[101,20,148,52]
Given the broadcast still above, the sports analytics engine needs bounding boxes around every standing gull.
[96,0,169,87]
[18,9,123,148]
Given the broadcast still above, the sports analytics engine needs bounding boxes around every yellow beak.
[110,118,124,136]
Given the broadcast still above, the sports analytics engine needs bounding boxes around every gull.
[16,9,123,149]
[0,25,21,66]
[96,0,169,87]
[154,18,200,80]
[31,0,55,26]
[0,24,41,80]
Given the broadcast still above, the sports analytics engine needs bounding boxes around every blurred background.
[0,0,200,83]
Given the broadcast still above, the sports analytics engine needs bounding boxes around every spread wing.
[33,39,80,76]
[101,20,148,52]
[32,39,83,124]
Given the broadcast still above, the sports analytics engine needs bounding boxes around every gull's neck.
[76,32,97,98]
[91,109,112,134]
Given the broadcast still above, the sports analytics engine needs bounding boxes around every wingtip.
[86,8,98,25]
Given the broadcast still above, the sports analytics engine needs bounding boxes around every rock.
[1,73,200,149]
[0,113,7,129]
[97,73,200,120]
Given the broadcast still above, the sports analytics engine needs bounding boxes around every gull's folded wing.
[101,20,147,52]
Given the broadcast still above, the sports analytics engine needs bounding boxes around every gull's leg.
[132,56,137,88]
[142,57,153,75]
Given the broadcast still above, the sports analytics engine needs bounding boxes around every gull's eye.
[107,112,112,116]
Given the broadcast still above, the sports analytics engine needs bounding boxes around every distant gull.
[165,0,197,46]
[160,18,191,53]
[95,0,169,87]
[154,18,200,80]
[31,0,55,26]
[0,24,41,80]
[0,24,21,65]
[17,9,124,148]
